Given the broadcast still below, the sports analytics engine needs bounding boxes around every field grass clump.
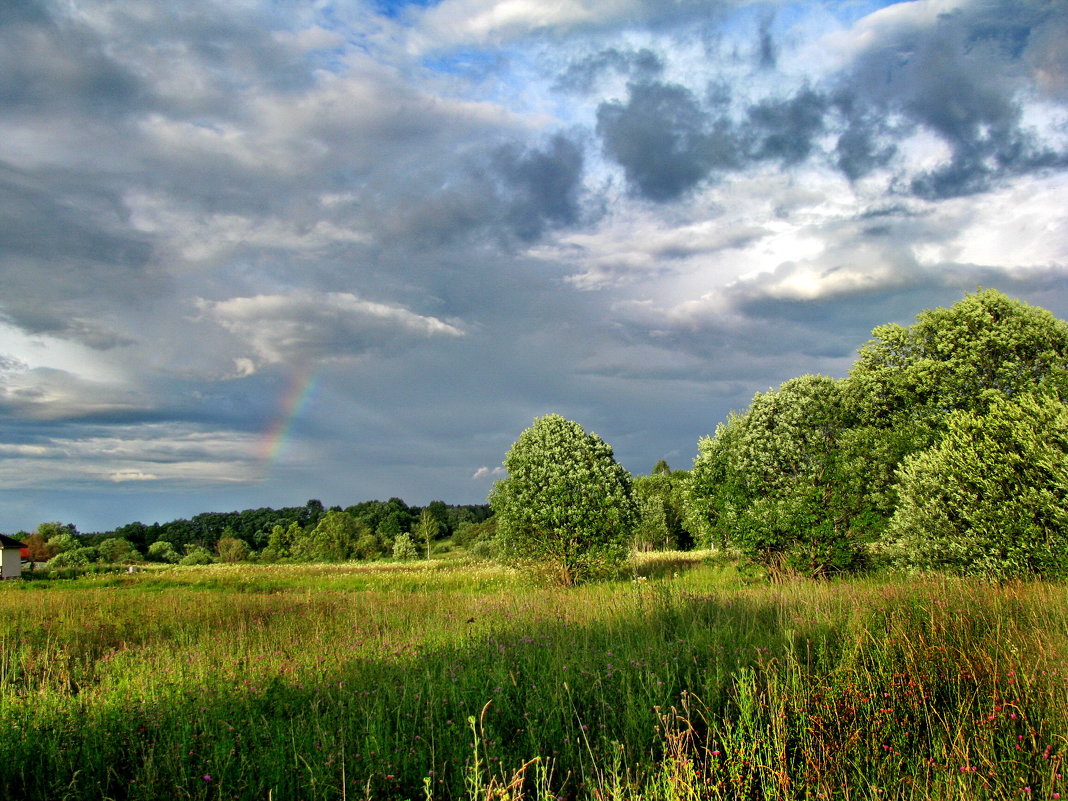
[0,555,1065,800]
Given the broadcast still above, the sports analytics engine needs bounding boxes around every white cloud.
[472,465,506,480]
[198,291,465,371]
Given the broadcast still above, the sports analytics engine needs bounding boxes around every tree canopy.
[689,289,1068,580]
[490,414,637,585]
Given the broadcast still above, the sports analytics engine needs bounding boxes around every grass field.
[1,554,1066,800]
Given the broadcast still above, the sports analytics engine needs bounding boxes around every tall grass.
[0,556,1065,799]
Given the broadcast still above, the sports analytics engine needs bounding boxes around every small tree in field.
[392,532,418,561]
[489,414,638,585]
[414,508,439,559]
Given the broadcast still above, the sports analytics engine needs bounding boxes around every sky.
[1,0,1067,533]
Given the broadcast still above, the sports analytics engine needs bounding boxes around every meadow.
[1,555,1066,800]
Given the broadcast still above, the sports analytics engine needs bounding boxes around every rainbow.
[258,366,320,469]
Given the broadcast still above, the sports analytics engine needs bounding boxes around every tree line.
[17,499,493,568]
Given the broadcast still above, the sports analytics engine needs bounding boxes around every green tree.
[146,540,180,564]
[260,522,302,562]
[47,546,101,569]
[294,510,368,562]
[44,531,79,555]
[179,545,213,566]
[632,463,692,552]
[850,288,1068,425]
[216,536,251,563]
[689,375,871,577]
[392,532,418,561]
[98,537,138,563]
[885,392,1068,580]
[489,414,638,585]
[413,508,439,560]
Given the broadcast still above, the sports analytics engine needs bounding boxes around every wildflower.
[203,775,212,782]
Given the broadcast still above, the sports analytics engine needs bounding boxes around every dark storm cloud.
[0,163,155,348]
[0,2,143,114]
[492,134,586,240]
[745,88,825,164]
[831,93,898,181]
[596,81,740,201]
[554,47,664,94]
[595,81,831,201]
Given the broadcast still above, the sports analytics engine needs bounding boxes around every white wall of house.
[0,547,21,578]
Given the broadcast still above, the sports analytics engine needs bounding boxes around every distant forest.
[45,498,492,553]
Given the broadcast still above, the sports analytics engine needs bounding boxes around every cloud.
[746,88,826,165]
[555,47,664,94]
[829,0,1068,197]
[596,81,738,201]
[492,133,587,240]
[198,291,466,371]
[0,367,147,421]
[471,465,505,480]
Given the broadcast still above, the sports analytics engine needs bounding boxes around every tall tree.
[489,414,637,585]
[688,375,872,577]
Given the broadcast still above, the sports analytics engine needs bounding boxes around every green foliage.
[850,288,1068,424]
[292,510,369,562]
[146,540,180,564]
[886,392,1068,580]
[687,415,747,551]
[37,521,77,541]
[260,522,303,562]
[215,536,251,563]
[97,537,139,564]
[46,546,100,569]
[391,532,418,561]
[489,414,637,585]
[690,375,871,577]
[178,545,214,566]
[413,508,439,560]
[43,531,79,555]
[632,465,692,552]
[687,290,1068,582]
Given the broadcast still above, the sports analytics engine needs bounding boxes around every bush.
[391,533,417,561]
[47,547,101,569]
[98,537,139,564]
[885,392,1068,580]
[216,537,251,563]
[179,546,214,566]
[147,540,180,563]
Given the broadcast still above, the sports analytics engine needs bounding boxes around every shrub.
[216,536,251,563]
[886,392,1068,580]
[146,540,180,563]
[391,532,417,561]
[98,537,139,564]
[47,546,101,569]
[179,546,214,566]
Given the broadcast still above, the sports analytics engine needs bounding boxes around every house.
[1,534,27,579]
